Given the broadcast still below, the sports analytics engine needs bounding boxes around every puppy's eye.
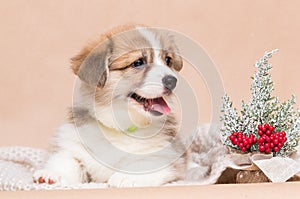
[165,56,172,66]
[132,58,145,68]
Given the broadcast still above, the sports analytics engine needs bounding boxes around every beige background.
[1,0,300,148]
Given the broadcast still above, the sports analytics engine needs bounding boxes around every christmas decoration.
[221,49,300,157]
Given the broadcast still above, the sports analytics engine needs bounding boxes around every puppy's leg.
[107,155,186,187]
[108,167,175,187]
[33,152,83,185]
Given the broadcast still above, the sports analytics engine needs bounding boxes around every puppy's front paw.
[33,169,65,185]
[107,173,138,187]
[108,172,161,188]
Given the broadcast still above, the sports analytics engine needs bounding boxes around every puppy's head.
[71,25,182,128]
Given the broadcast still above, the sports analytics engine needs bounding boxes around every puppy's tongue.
[146,97,171,115]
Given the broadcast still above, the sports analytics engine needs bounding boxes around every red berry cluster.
[257,123,287,153]
[229,132,257,152]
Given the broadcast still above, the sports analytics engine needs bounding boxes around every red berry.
[243,140,249,146]
[282,132,286,137]
[239,143,244,148]
[264,143,270,149]
[258,137,265,144]
[248,138,253,144]
[232,139,238,145]
[258,124,263,130]
[246,144,251,149]
[283,137,287,143]
[269,126,274,132]
[274,147,279,152]
[242,147,247,152]
[264,123,270,129]
[232,132,237,136]
[258,130,263,136]
[261,127,266,132]
[238,137,242,142]
[273,139,279,145]
[259,145,265,152]
[265,148,271,153]
[238,132,243,136]
[265,136,271,143]
[278,143,282,148]
[229,135,235,141]
[266,130,271,136]
[249,134,254,138]
[270,143,274,148]
[276,132,280,136]
[253,137,257,143]
[278,137,283,143]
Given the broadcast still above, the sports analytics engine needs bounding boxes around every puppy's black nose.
[162,75,177,91]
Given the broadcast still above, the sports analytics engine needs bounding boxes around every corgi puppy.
[33,25,188,187]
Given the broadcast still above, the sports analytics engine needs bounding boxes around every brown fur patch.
[71,24,140,75]
[74,158,93,183]
[68,107,94,126]
[110,50,146,70]
[173,153,189,180]
[156,31,183,71]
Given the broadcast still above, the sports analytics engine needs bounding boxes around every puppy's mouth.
[129,93,171,116]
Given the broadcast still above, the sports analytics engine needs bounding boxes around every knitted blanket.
[1,124,299,191]
[0,147,108,190]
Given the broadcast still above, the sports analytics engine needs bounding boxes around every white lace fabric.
[0,147,107,191]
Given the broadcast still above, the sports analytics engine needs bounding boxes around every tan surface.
[1,182,300,199]
[0,0,300,147]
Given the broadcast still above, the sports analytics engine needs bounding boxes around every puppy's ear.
[71,41,111,87]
